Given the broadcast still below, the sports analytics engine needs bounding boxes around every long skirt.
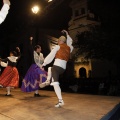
[21,64,47,92]
[0,66,19,87]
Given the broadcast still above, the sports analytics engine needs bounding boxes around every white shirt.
[0,4,10,24]
[0,56,18,67]
[43,35,73,69]
[34,51,44,68]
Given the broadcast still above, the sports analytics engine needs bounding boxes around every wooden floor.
[0,88,120,120]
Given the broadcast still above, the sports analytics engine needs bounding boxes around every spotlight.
[48,0,53,2]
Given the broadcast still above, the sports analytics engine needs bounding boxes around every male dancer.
[41,30,73,107]
[0,0,10,24]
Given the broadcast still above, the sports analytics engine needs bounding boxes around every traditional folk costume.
[0,51,20,96]
[41,33,73,107]
[0,3,10,24]
[21,51,47,94]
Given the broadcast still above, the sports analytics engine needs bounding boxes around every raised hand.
[30,37,33,41]
[3,0,10,6]
[16,47,20,52]
[61,30,68,35]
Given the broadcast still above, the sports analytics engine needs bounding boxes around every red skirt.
[0,66,19,87]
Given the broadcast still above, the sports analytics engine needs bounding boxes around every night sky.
[0,0,120,56]
[0,0,72,46]
[0,0,72,37]
[0,0,72,58]
[0,0,120,41]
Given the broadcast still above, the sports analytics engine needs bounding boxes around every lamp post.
[31,5,40,45]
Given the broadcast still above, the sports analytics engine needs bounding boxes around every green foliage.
[71,0,120,78]
[73,25,120,62]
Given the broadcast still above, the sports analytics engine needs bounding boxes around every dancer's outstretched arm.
[62,30,74,52]
[0,0,10,24]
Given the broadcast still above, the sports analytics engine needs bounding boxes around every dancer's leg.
[39,67,51,88]
[34,90,41,97]
[51,66,65,107]
[6,86,11,95]
[53,83,64,107]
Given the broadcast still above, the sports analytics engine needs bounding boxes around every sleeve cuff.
[42,63,46,66]
[4,4,10,10]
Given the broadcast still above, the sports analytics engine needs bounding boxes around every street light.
[31,5,40,14]
[48,0,53,2]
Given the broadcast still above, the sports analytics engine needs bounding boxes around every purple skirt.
[21,64,47,92]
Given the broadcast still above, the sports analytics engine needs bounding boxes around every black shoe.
[34,93,41,97]
[5,94,12,96]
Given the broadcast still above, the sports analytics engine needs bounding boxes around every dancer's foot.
[34,93,41,97]
[55,100,64,108]
[5,94,12,96]
[0,85,3,88]
[39,80,50,88]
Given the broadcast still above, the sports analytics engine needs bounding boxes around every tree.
[73,0,120,62]
[73,25,120,62]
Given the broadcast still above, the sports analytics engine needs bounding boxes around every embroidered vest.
[55,43,70,61]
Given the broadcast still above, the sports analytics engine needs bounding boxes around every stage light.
[48,0,53,2]
[31,6,40,14]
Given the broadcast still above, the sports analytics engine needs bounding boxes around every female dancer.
[21,37,47,97]
[0,47,21,96]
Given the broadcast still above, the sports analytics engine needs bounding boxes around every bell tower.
[68,0,100,40]
[68,0,100,78]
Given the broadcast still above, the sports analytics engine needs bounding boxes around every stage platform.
[0,88,120,120]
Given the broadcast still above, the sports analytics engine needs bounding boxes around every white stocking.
[47,67,52,81]
[39,68,52,88]
[6,86,11,95]
[53,84,62,101]
[35,90,39,94]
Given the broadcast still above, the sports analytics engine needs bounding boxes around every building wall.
[68,0,100,40]
[74,56,92,78]
[68,0,117,78]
